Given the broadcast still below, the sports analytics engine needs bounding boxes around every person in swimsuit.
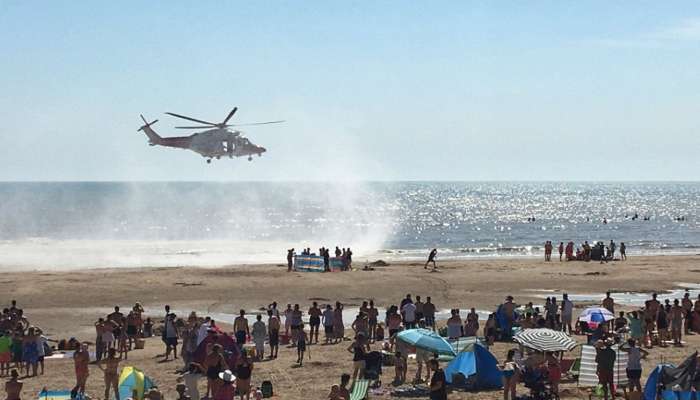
[233,310,250,348]
[367,300,379,342]
[333,303,344,344]
[290,305,303,347]
[204,344,228,398]
[72,342,90,398]
[98,348,122,400]
[22,328,39,377]
[296,325,307,366]
[126,311,138,350]
[267,310,280,359]
[308,302,322,344]
[322,305,334,344]
[347,334,366,382]
[501,350,518,400]
[5,369,22,400]
[236,354,253,399]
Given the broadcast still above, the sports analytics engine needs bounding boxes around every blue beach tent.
[444,343,503,390]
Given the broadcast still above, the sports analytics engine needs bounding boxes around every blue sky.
[1,2,698,181]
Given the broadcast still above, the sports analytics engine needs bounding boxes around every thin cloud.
[589,17,700,49]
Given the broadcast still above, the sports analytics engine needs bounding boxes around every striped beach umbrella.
[514,328,577,352]
[578,307,614,324]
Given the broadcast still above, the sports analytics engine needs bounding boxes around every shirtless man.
[5,369,21,400]
[233,310,250,346]
[98,348,122,400]
[682,292,693,335]
[671,299,684,346]
[72,343,90,397]
[644,293,661,348]
[308,302,322,344]
[267,310,280,359]
[602,292,615,314]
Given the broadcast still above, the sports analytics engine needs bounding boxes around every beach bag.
[261,380,273,398]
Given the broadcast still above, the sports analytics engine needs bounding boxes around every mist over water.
[0,182,697,270]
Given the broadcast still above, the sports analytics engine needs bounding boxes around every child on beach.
[394,351,407,384]
[501,350,518,400]
[296,324,307,366]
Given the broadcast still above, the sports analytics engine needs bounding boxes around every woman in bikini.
[204,344,228,398]
[98,348,122,400]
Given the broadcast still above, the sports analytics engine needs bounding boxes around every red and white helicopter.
[138,107,283,163]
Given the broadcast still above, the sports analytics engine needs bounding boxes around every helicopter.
[137,107,283,163]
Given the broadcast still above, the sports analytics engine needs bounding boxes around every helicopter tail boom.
[138,115,163,145]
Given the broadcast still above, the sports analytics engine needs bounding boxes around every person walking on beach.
[251,314,266,360]
[72,342,90,398]
[561,293,574,334]
[322,305,334,344]
[425,249,438,270]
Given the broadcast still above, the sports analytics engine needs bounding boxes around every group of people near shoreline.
[286,246,353,272]
[544,239,627,262]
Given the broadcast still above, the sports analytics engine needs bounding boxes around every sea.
[0,182,697,270]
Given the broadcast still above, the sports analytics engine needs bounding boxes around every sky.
[1,2,699,181]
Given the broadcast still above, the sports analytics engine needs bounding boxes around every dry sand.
[2,255,700,399]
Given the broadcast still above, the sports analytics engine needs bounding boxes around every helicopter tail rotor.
[137,114,159,131]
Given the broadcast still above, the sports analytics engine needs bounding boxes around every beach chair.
[350,379,370,400]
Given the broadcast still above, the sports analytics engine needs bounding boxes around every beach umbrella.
[514,328,577,352]
[396,328,457,357]
[578,307,614,324]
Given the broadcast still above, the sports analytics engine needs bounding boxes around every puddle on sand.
[528,282,700,307]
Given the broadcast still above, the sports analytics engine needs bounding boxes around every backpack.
[260,380,273,398]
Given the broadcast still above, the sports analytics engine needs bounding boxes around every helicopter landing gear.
[206,159,212,164]
[248,156,253,161]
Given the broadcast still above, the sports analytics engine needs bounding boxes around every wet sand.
[3,254,700,399]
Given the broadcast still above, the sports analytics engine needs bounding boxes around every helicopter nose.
[260,147,267,153]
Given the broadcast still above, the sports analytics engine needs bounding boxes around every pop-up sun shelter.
[444,343,503,390]
[644,352,699,400]
[118,366,155,400]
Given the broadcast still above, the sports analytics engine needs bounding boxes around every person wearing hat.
[215,370,236,400]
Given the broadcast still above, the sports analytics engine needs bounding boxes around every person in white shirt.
[251,315,267,360]
[322,305,335,344]
[561,293,574,334]
[402,302,417,329]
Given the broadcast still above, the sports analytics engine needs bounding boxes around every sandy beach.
[2,254,700,399]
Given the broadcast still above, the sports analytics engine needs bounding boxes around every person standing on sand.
[307,302,321,344]
[164,313,179,360]
[558,242,564,261]
[595,340,616,400]
[425,249,437,270]
[5,369,22,400]
[204,344,228,398]
[602,292,614,314]
[322,305,334,344]
[287,248,295,272]
[423,297,436,331]
[561,294,574,334]
[682,292,693,335]
[283,304,293,337]
[98,348,122,400]
[233,310,250,348]
[251,315,266,360]
[620,242,627,260]
[267,310,280,359]
[367,300,379,342]
[72,342,90,398]
[333,303,345,343]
